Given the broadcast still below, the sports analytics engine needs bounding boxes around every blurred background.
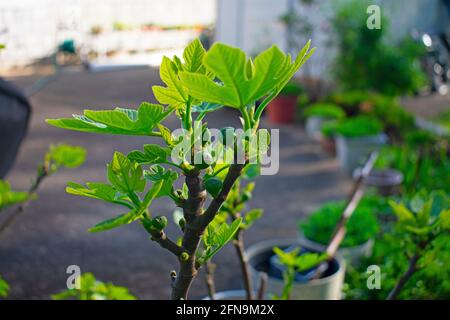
[0,0,449,300]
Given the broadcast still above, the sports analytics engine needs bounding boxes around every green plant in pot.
[245,238,346,300]
[303,103,345,139]
[334,116,386,174]
[299,200,379,263]
[266,82,304,124]
[246,153,377,300]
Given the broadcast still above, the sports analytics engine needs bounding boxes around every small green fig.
[151,216,168,231]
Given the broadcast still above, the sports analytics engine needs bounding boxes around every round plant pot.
[298,233,374,265]
[246,239,345,300]
[363,168,403,196]
[266,95,297,124]
[336,134,387,175]
[305,116,327,139]
[320,136,336,155]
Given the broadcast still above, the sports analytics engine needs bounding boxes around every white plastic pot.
[336,133,387,175]
[245,239,346,300]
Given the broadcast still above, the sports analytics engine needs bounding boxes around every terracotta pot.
[266,95,297,124]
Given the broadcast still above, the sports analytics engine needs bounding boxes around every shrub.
[303,103,345,119]
[334,116,383,138]
[375,133,450,194]
[328,91,415,141]
[299,200,379,247]
[279,82,304,96]
[330,0,426,96]
[345,191,450,300]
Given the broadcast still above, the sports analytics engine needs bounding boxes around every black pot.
[0,78,31,178]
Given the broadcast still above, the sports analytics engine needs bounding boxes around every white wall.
[216,0,288,55]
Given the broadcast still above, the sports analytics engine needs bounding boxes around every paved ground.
[1,67,352,299]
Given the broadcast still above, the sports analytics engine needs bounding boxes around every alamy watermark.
[367,5,381,30]
[66,265,81,289]
[366,265,381,290]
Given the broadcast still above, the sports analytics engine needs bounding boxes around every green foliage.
[67,152,163,232]
[46,38,312,299]
[279,82,304,96]
[52,273,136,300]
[0,180,29,211]
[45,144,87,171]
[219,178,264,231]
[47,103,172,136]
[300,199,379,247]
[0,144,85,212]
[389,192,449,237]
[320,120,339,138]
[178,40,314,126]
[0,275,9,298]
[375,135,450,194]
[303,103,345,119]
[272,246,327,300]
[330,0,426,96]
[334,116,383,138]
[345,191,450,299]
[198,216,242,265]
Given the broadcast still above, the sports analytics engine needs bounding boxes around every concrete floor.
[0,67,351,299]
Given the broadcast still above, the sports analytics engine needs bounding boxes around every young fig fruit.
[151,216,168,231]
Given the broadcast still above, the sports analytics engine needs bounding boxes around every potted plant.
[245,153,378,300]
[46,39,315,300]
[334,116,387,174]
[298,200,379,263]
[303,103,345,139]
[246,238,346,300]
[266,82,304,124]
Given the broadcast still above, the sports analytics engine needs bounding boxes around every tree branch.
[0,167,48,236]
[195,164,245,230]
[386,253,419,300]
[171,164,246,300]
[149,229,184,257]
[232,225,254,300]
[205,261,216,300]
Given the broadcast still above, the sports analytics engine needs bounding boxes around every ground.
[0,67,447,300]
